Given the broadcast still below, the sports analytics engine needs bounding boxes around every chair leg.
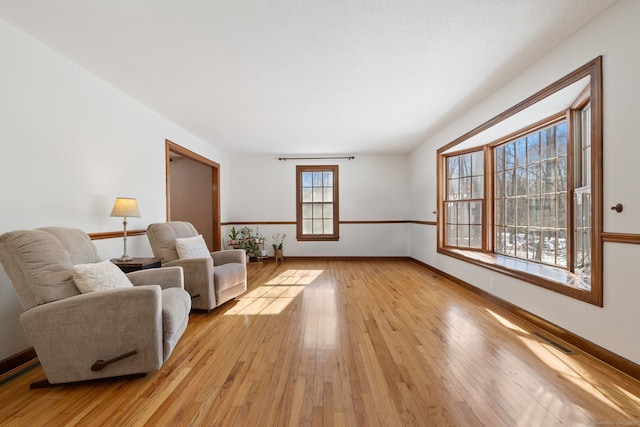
[30,372,146,389]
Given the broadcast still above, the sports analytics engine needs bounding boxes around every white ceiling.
[0,0,616,155]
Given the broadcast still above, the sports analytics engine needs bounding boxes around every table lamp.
[110,197,140,261]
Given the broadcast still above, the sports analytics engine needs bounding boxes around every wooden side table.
[111,257,162,273]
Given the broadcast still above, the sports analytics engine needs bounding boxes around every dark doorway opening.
[165,140,221,251]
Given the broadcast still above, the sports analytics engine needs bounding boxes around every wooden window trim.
[443,149,485,250]
[436,56,602,306]
[296,165,340,241]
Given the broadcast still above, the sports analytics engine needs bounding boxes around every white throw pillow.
[175,234,211,259]
[72,259,134,293]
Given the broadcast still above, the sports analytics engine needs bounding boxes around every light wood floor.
[2,260,640,426]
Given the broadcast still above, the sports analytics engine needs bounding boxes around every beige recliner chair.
[0,227,191,388]
[146,221,247,312]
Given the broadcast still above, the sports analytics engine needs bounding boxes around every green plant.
[238,226,252,240]
[238,226,259,256]
[255,228,265,244]
[228,226,239,241]
[254,228,266,255]
[272,232,286,250]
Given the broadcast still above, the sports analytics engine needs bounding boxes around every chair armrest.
[162,258,214,301]
[20,286,164,384]
[127,266,184,290]
[212,249,246,266]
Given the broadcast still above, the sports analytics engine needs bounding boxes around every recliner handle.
[91,350,138,372]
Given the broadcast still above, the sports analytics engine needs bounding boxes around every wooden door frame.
[165,140,221,251]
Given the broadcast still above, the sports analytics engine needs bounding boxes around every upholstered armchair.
[0,227,191,388]
[146,222,247,312]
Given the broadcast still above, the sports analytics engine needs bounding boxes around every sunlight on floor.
[516,385,574,426]
[518,337,629,415]
[616,384,640,406]
[224,270,323,316]
[486,308,527,333]
[487,308,634,417]
[265,269,324,285]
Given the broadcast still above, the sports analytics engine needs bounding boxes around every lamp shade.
[110,197,141,218]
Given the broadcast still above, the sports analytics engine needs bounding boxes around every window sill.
[296,235,340,242]
[438,247,597,304]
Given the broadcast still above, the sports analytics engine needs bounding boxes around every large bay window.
[437,57,602,305]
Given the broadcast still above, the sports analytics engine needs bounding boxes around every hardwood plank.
[1,260,640,426]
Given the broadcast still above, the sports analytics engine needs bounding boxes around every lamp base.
[117,254,133,262]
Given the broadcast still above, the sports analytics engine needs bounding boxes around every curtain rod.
[278,156,355,161]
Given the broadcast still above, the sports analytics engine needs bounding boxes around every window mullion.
[484,144,493,253]
[567,108,578,273]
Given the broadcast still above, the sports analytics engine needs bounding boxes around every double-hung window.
[296,165,339,241]
[437,57,602,305]
[445,151,484,249]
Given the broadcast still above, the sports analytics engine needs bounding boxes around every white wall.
[408,0,640,364]
[225,154,410,257]
[0,17,231,361]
